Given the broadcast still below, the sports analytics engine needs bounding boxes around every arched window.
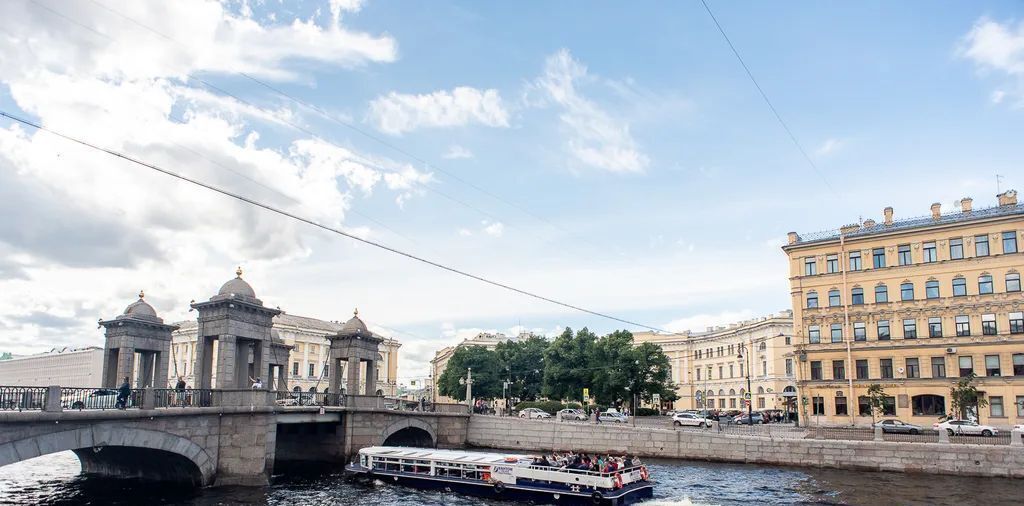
[911,394,946,416]
[738,388,745,397]
[308,387,317,393]
[806,291,818,308]
[979,274,994,294]
[925,279,939,299]
[323,387,330,393]
[707,390,715,397]
[900,282,914,301]
[875,284,888,303]
[729,389,736,396]
[851,287,864,305]
[952,276,967,296]
[1007,272,1021,292]
[783,386,796,393]
[828,289,841,307]
[718,389,725,396]
[757,386,765,394]
[758,342,767,351]
[292,386,301,392]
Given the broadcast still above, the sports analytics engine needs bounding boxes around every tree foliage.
[865,384,888,424]
[495,335,547,401]
[542,327,596,402]
[949,373,987,420]
[437,345,501,401]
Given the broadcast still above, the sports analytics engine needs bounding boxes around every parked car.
[672,412,712,427]
[600,411,629,423]
[873,419,923,435]
[933,420,999,437]
[557,408,587,421]
[62,388,132,410]
[733,412,765,425]
[519,407,552,419]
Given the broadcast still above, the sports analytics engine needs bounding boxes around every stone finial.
[354,308,359,316]
[997,190,1018,207]
[930,202,941,220]
[960,197,973,213]
[236,266,243,277]
[138,290,145,299]
[883,207,894,226]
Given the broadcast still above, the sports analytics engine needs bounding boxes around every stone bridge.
[0,391,468,486]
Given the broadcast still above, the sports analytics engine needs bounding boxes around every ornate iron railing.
[152,388,214,408]
[61,387,143,410]
[0,386,47,411]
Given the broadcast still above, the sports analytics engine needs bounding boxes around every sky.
[0,0,1022,384]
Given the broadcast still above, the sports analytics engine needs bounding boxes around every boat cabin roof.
[358,447,530,465]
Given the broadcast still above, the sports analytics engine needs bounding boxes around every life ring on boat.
[493,481,505,494]
[504,456,518,463]
[640,466,649,481]
[613,472,623,489]
[590,491,604,504]
[482,472,491,482]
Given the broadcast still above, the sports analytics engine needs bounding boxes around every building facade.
[633,311,796,414]
[0,347,104,386]
[783,191,1024,428]
[430,332,530,403]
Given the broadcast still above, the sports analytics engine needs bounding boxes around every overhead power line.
[699,0,836,195]
[1,111,669,334]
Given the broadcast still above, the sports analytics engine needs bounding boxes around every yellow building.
[633,311,795,414]
[783,191,1024,428]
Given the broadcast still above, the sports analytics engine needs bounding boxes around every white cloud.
[662,310,757,334]
[442,144,474,159]
[367,87,510,135]
[482,221,504,237]
[529,49,649,173]
[958,18,1024,107]
[814,138,844,157]
[457,228,473,237]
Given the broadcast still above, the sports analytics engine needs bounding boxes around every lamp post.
[705,365,712,413]
[737,344,753,425]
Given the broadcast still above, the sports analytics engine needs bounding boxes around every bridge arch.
[379,417,436,448]
[0,427,215,485]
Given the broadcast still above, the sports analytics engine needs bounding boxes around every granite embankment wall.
[466,416,1024,478]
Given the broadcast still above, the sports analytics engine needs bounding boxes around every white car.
[599,411,629,423]
[557,408,587,421]
[672,412,712,427]
[519,407,552,419]
[933,419,999,437]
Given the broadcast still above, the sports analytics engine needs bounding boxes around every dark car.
[874,419,923,434]
[733,412,764,425]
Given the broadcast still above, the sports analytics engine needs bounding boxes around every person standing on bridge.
[116,377,131,409]
[175,377,187,407]
[249,376,263,389]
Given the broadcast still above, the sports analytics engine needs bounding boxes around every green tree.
[542,327,596,402]
[0,352,12,361]
[495,335,547,401]
[588,331,677,412]
[949,373,987,421]
[865,384,888,425]
[437,346,501,401]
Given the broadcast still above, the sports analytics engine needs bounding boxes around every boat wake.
[645,498,716,506]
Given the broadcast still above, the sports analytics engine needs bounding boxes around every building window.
[958,356,973,377]
[928,317,942,338]
[830,323,843,343]
[900,282,914,301]
[835,394,848,416]
[719,366,723,378]
[826,254,839,273]
[832,360,846,380]
[880,358,893,379]
[931,357,946,378]
[882,396,896,416]
[875,284,888,303]
[1003,231,1018,254]
[308,363,315,377]
[976,234,990,256]
[911,395,945,416]
[785,335,791,345]
[955,315,970,336]
[757,397,765,409]
[982,314,997,335]
[979,274,994,295]
[730,398,737,408]
[1007,272,1021,292]
[851,287,864,305]
[925,280,940,299]
[877,320,890,340]
[856,359,869,379]
[729,364,734,378]
[804,257,817,275]
[898,244,912,265]
[906,358,920,378]
[806,291,818,308]
[949,238,964,260]
[1014,354,1024,376]
[858,396,871,416]
[695,368,701,381]
[872,248,886,268]
[810,361,822,380]
[292,362,299,375]
[853,322,866,341]
[1018,396,1024,417]
[785,358,793,376]
[324,365,330,378]
[903,319,917,339]
[986,355,1001,377]
[849,251,862,271]
[761,360,767,376]
[923,241,937,263]
[990,396,1004,417]
[812,397,825,415]
[828,289,841,307]
[1011,312,1024,334]
[952,277,967,297]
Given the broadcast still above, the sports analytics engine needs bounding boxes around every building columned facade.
[0,347,104,386]
[633,311,796,414]
[783,190,1024,428]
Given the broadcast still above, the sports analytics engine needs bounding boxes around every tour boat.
[346,447,654,505]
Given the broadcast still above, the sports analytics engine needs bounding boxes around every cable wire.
[1,111,669,333]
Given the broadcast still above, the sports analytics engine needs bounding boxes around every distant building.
[0,347,104,386]
[170,313,401,396]
[783,191,1024,427]
[430,332,531,403]
[633,311,795,414]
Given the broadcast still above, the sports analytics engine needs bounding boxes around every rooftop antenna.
[997,174,1004,193]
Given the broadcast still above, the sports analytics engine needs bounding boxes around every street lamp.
[737,344,753,425]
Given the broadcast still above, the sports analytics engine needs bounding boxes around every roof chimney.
[787,231,800,245]
[960,197,973,213]
[997,190,1018,207]
[863,219,876,227]
[840,223,860,235]
[930,202,941,220]
[883,207,894,226]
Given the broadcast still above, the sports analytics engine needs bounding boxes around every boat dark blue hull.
[346,464,654,505]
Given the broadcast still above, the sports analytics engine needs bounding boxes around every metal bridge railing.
[0,386,47,411]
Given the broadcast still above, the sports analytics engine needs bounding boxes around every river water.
[0,451,1021,505]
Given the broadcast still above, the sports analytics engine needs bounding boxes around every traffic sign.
[582,388,589,399]
[744,392,751,400]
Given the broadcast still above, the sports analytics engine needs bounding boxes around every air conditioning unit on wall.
[945,347,957,354]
